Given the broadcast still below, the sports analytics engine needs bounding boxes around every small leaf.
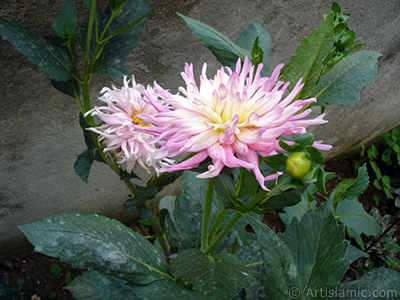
[124,198,155,220]
[280,12,334,99]
[236,22,271,74]
[171,249,254,300]
[74,149,95,183]
[344,244,368,264]
[313,51,382,105]
[0,18,73,81]
[332,164,369,204]
[250,37,264,68]
[178,13,250,70]
[263,152,288,172]
[52,0,77,39]
[335,199,381,236]
[305,146,324,164]
[19,213,170,285]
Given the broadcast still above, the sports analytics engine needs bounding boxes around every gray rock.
[0,0,398,258]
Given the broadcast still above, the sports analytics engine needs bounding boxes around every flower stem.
[204,189,270,255]
[200,178,214,253]
[204,211,242,255]
[208,208,228,244]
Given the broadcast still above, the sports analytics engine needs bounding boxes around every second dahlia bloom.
[140,57,331,190]
[86,76,170,173]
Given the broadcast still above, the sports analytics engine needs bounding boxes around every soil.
[1,158,399,300]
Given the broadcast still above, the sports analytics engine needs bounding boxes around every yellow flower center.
[132,115,149,126]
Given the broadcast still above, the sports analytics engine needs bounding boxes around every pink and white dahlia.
[86,76,170,173]
[139,57,331,189]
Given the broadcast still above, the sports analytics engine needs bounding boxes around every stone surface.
[0,0,399,258]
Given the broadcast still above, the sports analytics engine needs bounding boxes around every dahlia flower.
[139,57,331,190]
[86,76,170,173]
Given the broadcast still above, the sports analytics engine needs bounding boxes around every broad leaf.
[0,19,73,81]
[52,0,77,39]
[279,201,350,297]
[247,199,351,300]
[178,13,251,70]
[160,171,219,251]
[171,249,254,300]
[313,51,382,105]
[19,213,169,285]
[337,268,400,300]
[279,190,317,227]
[234,233,267,300]
[335,199,380,236]
[236,22,271,74]
[245,215,303,300]
[280,12,334,99]
[66,269,139,300]
[131,279,202,300]
[332,164,369,204]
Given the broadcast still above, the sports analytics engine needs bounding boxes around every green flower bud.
[286,152,312,180]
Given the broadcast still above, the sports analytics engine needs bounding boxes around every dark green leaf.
[335,200,380,236]
[295,133,315,148]
[236,22,271,74]
[79,113,97,150]
[134,185,157,201]
[51,77,80,98]
[66,269,139,300]
[160,171,219,251]
[331,2,341,14]
[74,149,95,183]
[171,249,254,300]
[337,268,400,300]
[124,198,155,220]
[234,233,267,299]
[245,215,303,299]
[280,13,334,99]
[280,201,350,294]
[279,141,300,153]
[250,37,263,67]
[263,152,288,172]
[313,51,382,105]
[81,0,153,77]
[305,146,323,164]
[178,13,250,70]
[19,213,169,285]
[332,164,369,204]
[52,0,77,39]
[0,18,73,81]
[278,188,317,227]
[256,188,302,214]
[214,173,237,208]
[119,170,140,181]
[344,244,368,264]
[131,279,202,300]
[234,168,259,198]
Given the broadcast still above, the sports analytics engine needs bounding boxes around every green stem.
[201,178,214,252]
[204,189,271,255]
[81,80,92,113]
[204,212,242,255]
[83,0,97,75]
[149,218,170,259]
[208,208,228,244]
